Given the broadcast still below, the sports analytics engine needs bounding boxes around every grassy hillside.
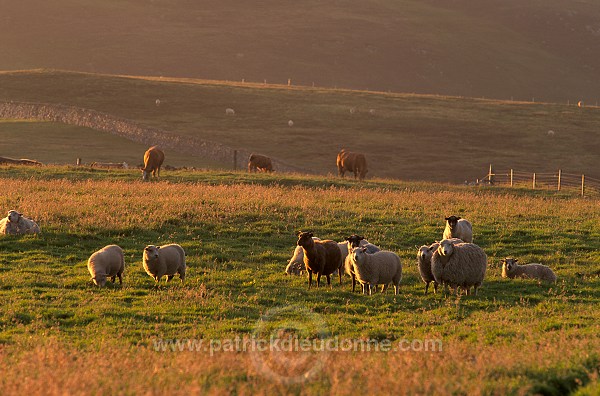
[0,120,218,168]
[0,166,599,393]
[1,0,599,103]
[1,70,599,183]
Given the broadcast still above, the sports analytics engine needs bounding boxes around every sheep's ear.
[456,216,461,220]
[358,235,364,240]
[514,258,518,263]
[144,246,150,251]
[296,230,303,236]
[344,236,350,241]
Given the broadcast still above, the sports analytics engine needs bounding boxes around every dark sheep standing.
[297,231,343,289]
[336,149,368,181]
[248,153,273,172]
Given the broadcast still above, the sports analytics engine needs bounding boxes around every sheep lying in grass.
[417,238,463,294]
[297,231,342,289]
[143,244,186,283]
[431,239,487,295]
[343,234,381,292]
[349,246,402,295]
[501,258,557,283]
[0,210,40,235]
[88,245,125,287]
[443,215,473,243]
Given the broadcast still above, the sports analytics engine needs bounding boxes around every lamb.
[143,244,186,283]
[87,245,125,287]
[443,215,473,243]
[501,258,557,283]
[416,238,463,294]
[431,239,487,295]
[348,246,402,295]
[296,231,342,289]
[343,234,381,292]
[0,210,40,235]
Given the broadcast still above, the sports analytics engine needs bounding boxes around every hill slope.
[1,70,599,183]
[1,0,599,103]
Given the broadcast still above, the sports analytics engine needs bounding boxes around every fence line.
[480,164,599,197]
[0,101,312,174]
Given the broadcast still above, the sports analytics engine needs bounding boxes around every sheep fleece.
[431,242,487,290]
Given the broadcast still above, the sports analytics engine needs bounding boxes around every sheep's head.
[7,210,21,223]
[296,231,314,248]
[501,258,518,276]
[445,215,461,230]
[91,274,108,287]
[345,234,365,249]
[141,168,150,181]
[438,239,456,256]
[351,246,367,262]
[144,245,160,261]
[417,245,431,263]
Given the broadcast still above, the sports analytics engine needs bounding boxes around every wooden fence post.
[582,174,585,197]
[533,173,536,189]
[233,150,238,171]
[557,169,561,191]
[76,158,81,166]
[488,164,495,185]
[510,169,513,187]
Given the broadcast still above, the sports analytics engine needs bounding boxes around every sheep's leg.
[326,274,332,289]
[381,284,388,294]
[167,275,175,282]
[316,273,321,288]
[117,272,123,284]
[394,284,399,295]
[338,269,342,285]
[308,271,313,289]
[424,282,429,294]
[351,274,356,293]
[110,275,116,283]
[433,282,438,294]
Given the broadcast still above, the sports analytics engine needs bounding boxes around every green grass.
[0,166,598,393]
[1,70,600,184]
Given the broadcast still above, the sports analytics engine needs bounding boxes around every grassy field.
[2,1,600,103]
[1,70,600,183]
[0,166,598,394]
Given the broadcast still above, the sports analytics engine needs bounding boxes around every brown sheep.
[296,231,342,289]
[141,146,165,181]
[336,149,368,181]
[248,154,273,172]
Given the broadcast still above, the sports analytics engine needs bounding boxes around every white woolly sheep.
[143,244,186,283]
[431,239,487,295]
[443,215,473,243]
[88,245,125,287]
[501,258,557,283]
[225,108,235,115]
[343,235,381,292]
[349,246,402,295]
[0,210,40,235]
[416,238,463,294]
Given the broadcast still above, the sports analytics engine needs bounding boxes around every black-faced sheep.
[143,244,186,283]
[443,215,473,243]
[416,238,464,294]
[501,258,557,283]
[87,245,125,287]
[296,231,342,289]
[431,239,487,295]
[343,234,381,292]
[348,247,402,295]
[0,210,40,235]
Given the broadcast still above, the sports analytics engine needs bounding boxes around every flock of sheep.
[0,143,557,292]
[287,215,558,295]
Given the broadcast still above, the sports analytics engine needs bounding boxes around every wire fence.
[478,165,600,198]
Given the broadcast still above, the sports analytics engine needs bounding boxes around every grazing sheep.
[297,231,342,289]
[141,146,165,181]
[225,108,235,115]
[0,210,40,235]
[337,149,368,181]
[416,238,463,294]
[431,239,487,295]
[87,245,125,287]
[248,154,273,172]
[143,244,186,283]
[443,215,473,243]
[501,258,557,283]
[349,247,402,295]
[343,235,381,292]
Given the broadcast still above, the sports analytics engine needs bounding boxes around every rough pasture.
[0,167,598,394]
